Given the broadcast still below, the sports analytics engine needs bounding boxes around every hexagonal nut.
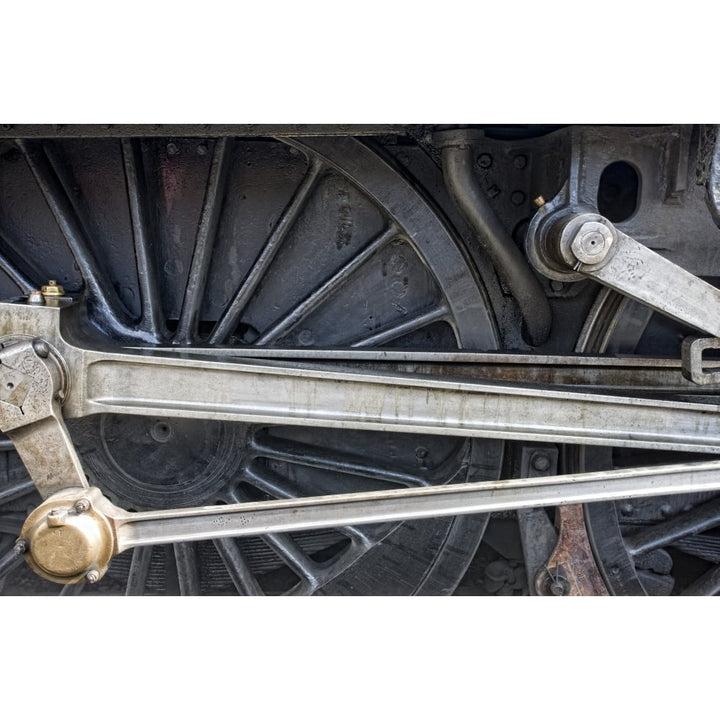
[570,221,615,265]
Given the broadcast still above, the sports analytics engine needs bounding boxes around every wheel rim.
[580,288,720,595]
[0,134,504,595]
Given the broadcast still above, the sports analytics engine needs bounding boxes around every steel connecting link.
[527,200,720,339]
[4,296,720,584]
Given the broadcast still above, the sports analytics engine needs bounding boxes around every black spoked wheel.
[0,134,504,595]
[579,288,720,595]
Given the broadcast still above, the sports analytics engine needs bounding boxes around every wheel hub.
[71,416,249,510]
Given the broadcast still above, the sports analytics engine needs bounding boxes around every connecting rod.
[3,298,720,585]
[17,460,720,585]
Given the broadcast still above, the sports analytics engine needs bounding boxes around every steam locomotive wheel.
[0,134,504,595]
[580,289,720,595]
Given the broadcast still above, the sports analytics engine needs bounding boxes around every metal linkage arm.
[527,206,720,338]
[67,351,720,454]
[0,339,88,499]
[19,459,720,585]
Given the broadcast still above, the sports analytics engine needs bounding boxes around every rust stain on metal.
[537,504,609,596]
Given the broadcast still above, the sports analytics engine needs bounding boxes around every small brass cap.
[41,280,65,297]
[20,490,115,585]
[533,195,546,208]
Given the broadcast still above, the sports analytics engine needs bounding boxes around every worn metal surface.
[20,487,114,584]
[16,458,720,585]
[682,336,720,385]
[537,505,609,596]
[0,125,425,139]
[4,125,720,595]
[529,207,720,338]
[436,130,551,346]
[4,302,720,454]
[517,447,559,594]
[0,339,88,498]
[0,133,507,595]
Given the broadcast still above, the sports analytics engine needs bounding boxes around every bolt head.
[477,153,493,169]
[570,221,615,265]
[74,499,90,514]
[531,453,551,472]
[47,509,67,527]
[32,338,50,358]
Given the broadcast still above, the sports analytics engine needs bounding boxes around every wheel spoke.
[209,158,324,344]
[255,225,398,345]
[251,433,431,487]
[0,229,36,294]
[213,537,264,595]
[226,485,319,593]
[681,563,720,596]
[0,543,25,583]
[0,479,35,507]
[121,139,165,340]
[0,513,25,535]
[260,534,320,594]
[624,496,720,556]
[16,139,132,337]
[173,542,201,595]
[175,138,234,344]
[350,303,450,347]
[125,545,153,596]
[670,534,720,563]
[242,462,376,548]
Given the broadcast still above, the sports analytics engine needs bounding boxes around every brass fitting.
[40,280,65,297]
[19,488,115,585]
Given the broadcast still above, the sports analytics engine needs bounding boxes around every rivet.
[531,453,551,472]
[477,153,493,169]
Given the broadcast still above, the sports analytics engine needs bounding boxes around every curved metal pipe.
[439,137,552,346]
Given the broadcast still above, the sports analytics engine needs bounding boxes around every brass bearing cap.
[19,488,115,585]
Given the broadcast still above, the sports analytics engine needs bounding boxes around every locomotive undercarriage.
[1,124,720,595]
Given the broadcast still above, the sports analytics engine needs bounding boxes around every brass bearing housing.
[19,488,115,585]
